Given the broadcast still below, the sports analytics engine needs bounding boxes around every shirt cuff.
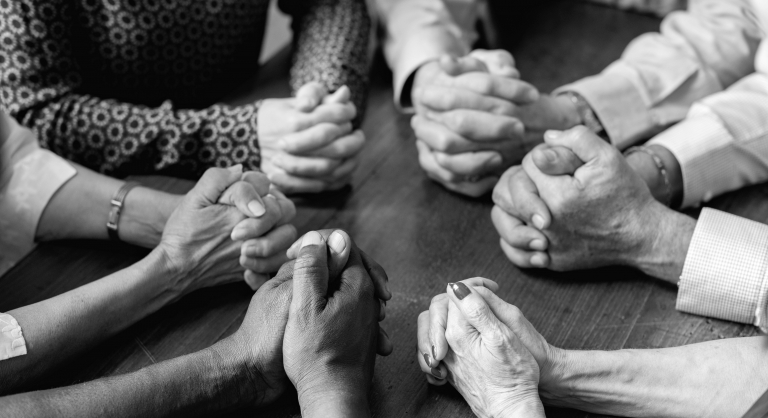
[647,106,735,208]
[676,208,768,330]
[0,313,27,360]
[555,64,654,150]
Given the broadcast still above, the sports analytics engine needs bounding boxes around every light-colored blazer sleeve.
[373,0,480,111]
[556,0,763,149]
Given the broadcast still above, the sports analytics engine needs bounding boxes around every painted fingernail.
[531,253,547,267]
[431,345,437,360]
[530,239,546,251]
[431,368,442,379]
[449,282,471,300]
[248,199,266,218]
[543,149,557,163]
[301,231,323,248]
[532,214,546,230]
[328,231,346,254]
[423,352,432,368]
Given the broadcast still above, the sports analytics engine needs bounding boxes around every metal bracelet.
[624,146,672,207]
[107,181,141,241]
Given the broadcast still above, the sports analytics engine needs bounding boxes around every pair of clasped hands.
[411,49,585,197]
[258,82,365,194]
[413,126,668,416]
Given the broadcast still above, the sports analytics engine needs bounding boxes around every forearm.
[299,390,370,418]
[541,337,768,418]
[0,249,180,392]
[0,339,254,418]
[36,163,179,248]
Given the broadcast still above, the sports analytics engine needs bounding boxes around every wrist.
[625,145,683,208]
[550,94,583,130]
[408,60,440,108]
[298,385,370,418]
[500,394,546,418]
[120,188,181,248]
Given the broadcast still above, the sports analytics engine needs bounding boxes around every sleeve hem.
[0,313,27,360]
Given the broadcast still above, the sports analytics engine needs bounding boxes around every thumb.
[542,126,609,164]
[191,165,243,206]
[468,49,520,78]
[295,82,328,112]
[290,231,329,315]
[439,54,489,76]
[530,144,585,176]
[446,281,506,339]
[327,230,352,282]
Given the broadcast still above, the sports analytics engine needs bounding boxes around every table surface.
[2,2,765,417]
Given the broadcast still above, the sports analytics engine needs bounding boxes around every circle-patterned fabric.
[0,0,369,178]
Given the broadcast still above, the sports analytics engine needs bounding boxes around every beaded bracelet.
[624,146,672,207]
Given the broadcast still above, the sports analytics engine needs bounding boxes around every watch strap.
[107,181,140,241]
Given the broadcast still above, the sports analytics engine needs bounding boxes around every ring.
[463,175,481,183]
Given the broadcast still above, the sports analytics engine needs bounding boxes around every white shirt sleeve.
[677,208,768,331]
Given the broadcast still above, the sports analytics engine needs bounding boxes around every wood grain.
[0,2,763,417]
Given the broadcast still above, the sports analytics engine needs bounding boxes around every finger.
[191,165,243,206]
[240,251,291,273]
[427,294,448,365]
[295,81,328,111]
[243,270,270,291]
[290,231,329,313]
[272,153,343,177]
[469,49,520,78]
[505,165,551,230]
[449,72,539,103]
[271,188,297,226]
[360,248,392,301]
[230,194,282,241]
[446,281,507,337]
[267,168,330,194]
[418,311,437,369]
[438,54,489,76]
[531,143,584,176]
[499,238,550,269]
[411,114,489,154]
[308,102,357,126]
[280,122,353,154]
[426,373,448,386]
[425,109,523,142]
[377,326,393,356]
[327,230,352,281]
[304,130,366,159]
[323,85,351,104]
[218,181,266,218]
[239,171,271,197]
[434,149,503,177]
[241,224,298,258]
[416,85,517,116]
[542,126,608,164]
[491,205,548,252]
[418,142,498,197]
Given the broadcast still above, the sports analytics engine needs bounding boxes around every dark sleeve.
[0,1,261,178]
[279,0,371,126]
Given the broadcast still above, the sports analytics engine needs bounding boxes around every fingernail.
[530,239,546,251]
[423,352,432,368]
[449,282,471,300]
[247,199,266,217]
[527,89,540,102]
[487,153,503,168]
[431,345,437,360]
[531,253,547,267]
[328,231,346,254]
[231,225,246,241]
[532,214,546,230]
[301,231,323,248]
[543,149,557,163]
[431,368,442,379]
[227,164,243,173]
[544,130,563,140]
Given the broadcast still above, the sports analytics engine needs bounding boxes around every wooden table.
[2,2,764,417]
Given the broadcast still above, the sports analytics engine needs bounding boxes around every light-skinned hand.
[258,82,365,194]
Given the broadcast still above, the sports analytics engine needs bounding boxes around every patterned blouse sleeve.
[280,0,371,126]
[0,1,261,178]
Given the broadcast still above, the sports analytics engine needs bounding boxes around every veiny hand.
[493,126,665,271]
[438,281,545,417]
[411,50,540,197]
[258,82,365,194]
[157,166,283,298]
[283,230,392,417]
